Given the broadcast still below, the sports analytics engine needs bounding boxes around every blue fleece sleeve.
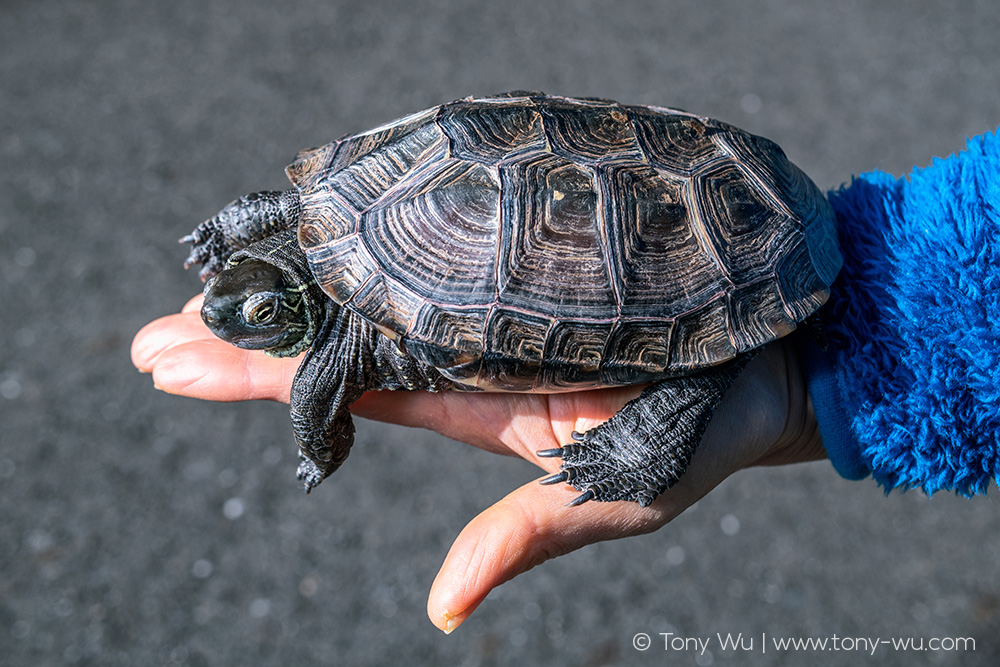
[805,130,1000,495]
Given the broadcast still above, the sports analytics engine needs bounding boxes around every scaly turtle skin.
[183,92,841,506]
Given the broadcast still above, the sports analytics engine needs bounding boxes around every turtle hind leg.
[538,354,754,507]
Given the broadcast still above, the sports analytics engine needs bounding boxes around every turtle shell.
[287,93,841,391]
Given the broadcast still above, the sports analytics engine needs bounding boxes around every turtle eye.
[242,294,279,325]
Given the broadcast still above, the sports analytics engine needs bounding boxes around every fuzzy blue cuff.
[807,130,1000,495]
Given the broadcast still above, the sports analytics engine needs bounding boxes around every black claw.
[571,430,586,441]
[183,243,209,269]
[296,456,324,494]
[536,447,565,458]
[539,471,569,486]
[567,489,595,507]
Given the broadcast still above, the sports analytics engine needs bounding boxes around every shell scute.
[303,235,378,306]
[668,296,737,372]
[601,319,674,385]
[602,162,723,318]
[438,99,547,163]
[360,159,500,306]
[726,279,796,353]
[324,121,446,213]
[400,303,487,375]
[774,240,830,322]
[537,98,644,163]
[345,273,423,341]
[497,154,616,318]
[537,320,613,388]
[475,307,552,390]
[695,162,798,286]
[626,106,725,174]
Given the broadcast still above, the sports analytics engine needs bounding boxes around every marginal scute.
[404,303,487,370]
[473,307,551,390]
[726,280,796,353]
[601,320,673,384]
[538,318,616,389]
[669,297,737,371]
[774,240,829,322]
[803,198,842,287]
[543,320,611,368]
[286,143,339,189]
[484,307,550,362]
[346,273,423,340]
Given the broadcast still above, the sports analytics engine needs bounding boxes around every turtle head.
[201,259,313,356]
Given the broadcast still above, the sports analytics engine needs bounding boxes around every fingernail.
[442,612,462,634]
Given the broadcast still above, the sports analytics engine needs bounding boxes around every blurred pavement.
[2,1,999,665]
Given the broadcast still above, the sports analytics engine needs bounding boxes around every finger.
[352,391,563,458]
[131,295,206,372]
[352,391,518,455]
[133,295,300,402]
[145,337,300,402]
[427,479,676,633]
[425,366,778,633]
[132,310,219,372]
[182,293,205,313]
[350,388,637,462]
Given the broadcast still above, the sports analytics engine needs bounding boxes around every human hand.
[132,295,825,633]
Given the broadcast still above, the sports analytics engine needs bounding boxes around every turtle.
[181,92,841,507]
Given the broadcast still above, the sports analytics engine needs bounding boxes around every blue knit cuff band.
[801,336,869,480]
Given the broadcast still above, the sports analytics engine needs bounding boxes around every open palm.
[132,295,824,632]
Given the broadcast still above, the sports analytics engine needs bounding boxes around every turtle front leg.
[288,303,371,493]
[292,389,362,493]
[182,189,301,280]
[538,354,754,507]
[290,306,453,493]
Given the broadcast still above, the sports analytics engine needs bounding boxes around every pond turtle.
[182,92,840,506]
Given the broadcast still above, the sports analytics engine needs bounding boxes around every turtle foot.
[536,356,752,508]
[538,425,668,507]
[180,219,231,281]
[296,454,325,494]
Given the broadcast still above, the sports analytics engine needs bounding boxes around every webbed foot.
[537,355,753,507]
[181,190,301,281]
[296,454,326,494]
[538,426,670,507]
[180,218,233,281]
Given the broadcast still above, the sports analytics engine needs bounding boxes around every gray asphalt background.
[3,1,1000,665]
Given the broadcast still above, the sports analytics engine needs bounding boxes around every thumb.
[423,380,777,634]
[426,479,680,633]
